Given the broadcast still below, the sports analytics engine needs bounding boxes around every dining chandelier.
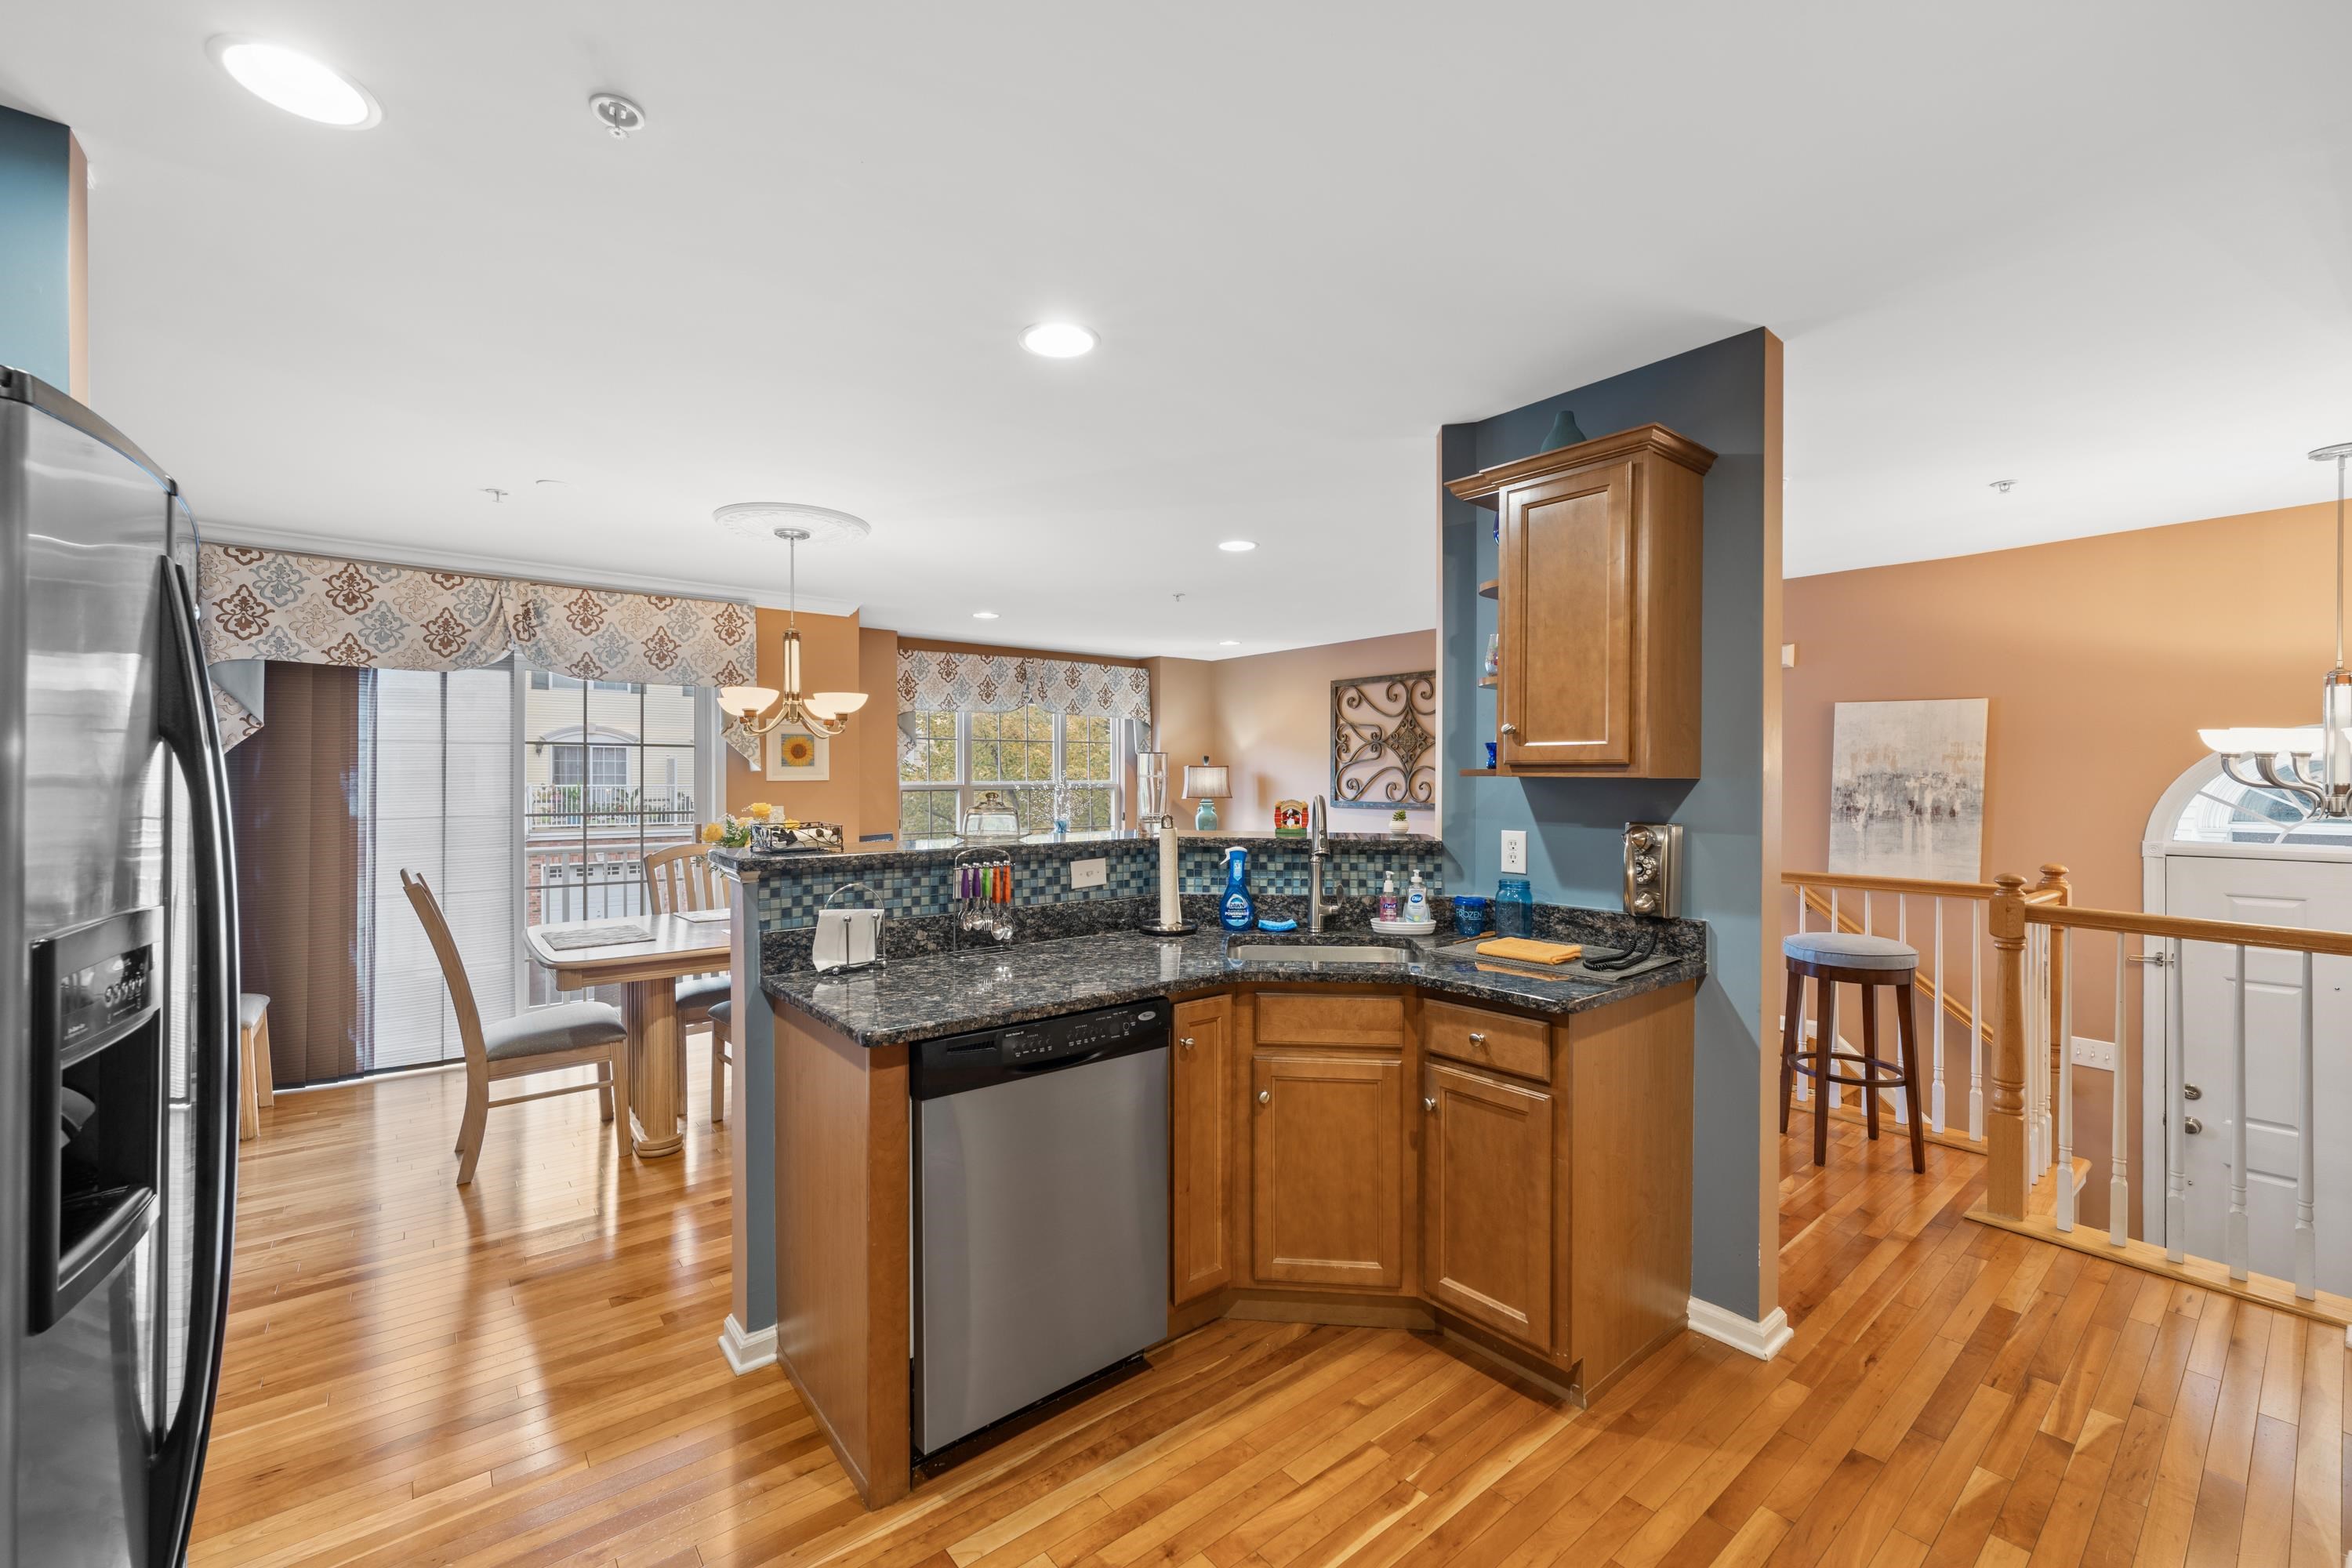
[715,506,869,739]
[2198,441,2352,817]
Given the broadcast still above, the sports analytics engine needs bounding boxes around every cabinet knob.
[1179,1036,1195,1049]
[1466,1031,1486,1045]
[1500,722,1519,736]
[1423,1095,1438,1112]
[1258,1089,1271,1105]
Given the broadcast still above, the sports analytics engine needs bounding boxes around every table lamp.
[1181,757,1231,832]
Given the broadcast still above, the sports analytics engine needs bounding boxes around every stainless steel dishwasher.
[910,1000,1170,1457]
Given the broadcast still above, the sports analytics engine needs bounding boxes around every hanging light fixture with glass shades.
[713,503,871,738]
[2198,442,2352,818]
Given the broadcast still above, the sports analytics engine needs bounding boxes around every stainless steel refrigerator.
[0,366,238,1566]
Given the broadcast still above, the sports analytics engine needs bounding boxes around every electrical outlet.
[1500,829,1527,874]
[2070,1035,2116,1071]
[1069,857,1107,891]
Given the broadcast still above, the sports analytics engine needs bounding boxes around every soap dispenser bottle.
[1219,846,1255,931]
[1377,871,1401,923]
[1403,869,1430,925]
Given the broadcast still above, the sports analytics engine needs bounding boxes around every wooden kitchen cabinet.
[1421,1061,1553,1348]
[1250,1051,1403,1290]
[1169,996,1232,1305]
[1447,423,1715,778]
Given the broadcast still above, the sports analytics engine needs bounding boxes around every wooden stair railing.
[1971,873,2352,1330]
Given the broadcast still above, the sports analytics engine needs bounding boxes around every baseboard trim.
[1685,1297,1792,1361]
[718,1314,777,1376]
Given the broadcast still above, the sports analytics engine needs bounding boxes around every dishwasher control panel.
[914,1000,1170,1099]
[1001,1004,1160,1066]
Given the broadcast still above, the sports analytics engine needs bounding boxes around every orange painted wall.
[1143,634,1438,833]
[724,606,874,837]
[1784,498,2342,1231]
[1209,633,1438,833]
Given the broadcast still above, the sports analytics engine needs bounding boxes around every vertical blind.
[365,668,519,1072]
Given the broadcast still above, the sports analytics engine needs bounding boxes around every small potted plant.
[1389,808,1410,838]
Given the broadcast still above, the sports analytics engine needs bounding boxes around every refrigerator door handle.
[149,555,240,1566]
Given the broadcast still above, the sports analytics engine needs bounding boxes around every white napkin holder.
[813,882,884,975]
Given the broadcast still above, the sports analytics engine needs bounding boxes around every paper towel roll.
[1156,824,1181,927]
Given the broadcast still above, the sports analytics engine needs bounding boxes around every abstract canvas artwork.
[1828,699,1988,882]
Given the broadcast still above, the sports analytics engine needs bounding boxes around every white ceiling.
[5,2,2350,653]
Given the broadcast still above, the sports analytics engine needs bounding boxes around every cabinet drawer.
[1424,999,1549,1082]
[1253,991,1405,1049]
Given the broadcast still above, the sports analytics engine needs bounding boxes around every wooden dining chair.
[641,842,733,1126]
[401,870,630,1185]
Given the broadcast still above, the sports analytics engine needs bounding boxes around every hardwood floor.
[193,1055,2350,1566]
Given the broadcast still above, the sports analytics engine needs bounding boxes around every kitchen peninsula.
[715,834,1703,1509]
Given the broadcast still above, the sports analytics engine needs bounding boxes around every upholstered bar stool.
[1780,931,1926,1172]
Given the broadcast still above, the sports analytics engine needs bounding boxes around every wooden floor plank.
[187,1065,2352,1568]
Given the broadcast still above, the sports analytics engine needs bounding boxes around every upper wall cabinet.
[1449,425,1715,778]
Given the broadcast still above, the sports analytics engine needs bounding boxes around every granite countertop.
[763,927,1705,1048]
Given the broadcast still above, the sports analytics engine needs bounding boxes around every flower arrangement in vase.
[1389,809,1410,837]
[701,801,778,849]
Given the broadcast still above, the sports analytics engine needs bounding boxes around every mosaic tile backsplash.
[713,833,1450,938]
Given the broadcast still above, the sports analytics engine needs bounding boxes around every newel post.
[1985,873,2031,1218]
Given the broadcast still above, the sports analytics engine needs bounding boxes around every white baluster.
[2110,935,2129,1247]
[2056,928,2074,1232]
[2295,950,2315,1299]
[1931,899,1946,1132]
[2165,937,2186,1262]
[1827,887,1841,1110]
[2027,927,2047,1179]
[1793,895,1809,1105]
[1896,898,1910,1125]
[2227,944,2249,1281]
[1864,890,1874,936]
[1969,900,1985,1142]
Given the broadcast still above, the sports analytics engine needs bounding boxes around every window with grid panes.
[898,706,1123,840]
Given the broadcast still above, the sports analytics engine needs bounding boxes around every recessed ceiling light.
[209,38,380,127]
[1218,539,1257,553]
[972,611,1000,620]
[1020,322,1098,358]
[1218,640,1240,647]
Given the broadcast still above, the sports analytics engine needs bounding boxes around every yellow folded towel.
[1475,937,1584,965]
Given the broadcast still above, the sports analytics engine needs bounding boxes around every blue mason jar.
[1453,895,1490,938]
[1495,876,1534,938]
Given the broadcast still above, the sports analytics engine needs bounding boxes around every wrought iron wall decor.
[1331,671,1436,809]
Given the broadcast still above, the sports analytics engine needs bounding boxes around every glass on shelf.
[1482,633,1500,680]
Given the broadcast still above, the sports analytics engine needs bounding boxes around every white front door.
[2162,852,2352,1294]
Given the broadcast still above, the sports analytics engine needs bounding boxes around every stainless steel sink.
[1227,943,1408,964]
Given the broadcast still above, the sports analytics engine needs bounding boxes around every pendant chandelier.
[2198,442,2352,817]
[714,504,869,739]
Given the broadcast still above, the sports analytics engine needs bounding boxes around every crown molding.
[194,521,865,619]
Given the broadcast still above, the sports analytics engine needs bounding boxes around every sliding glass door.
[520,672,718,1004]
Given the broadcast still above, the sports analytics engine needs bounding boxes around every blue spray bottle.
[1219,846,1254,931]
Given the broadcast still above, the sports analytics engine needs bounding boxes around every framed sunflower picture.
[764,728,830,782]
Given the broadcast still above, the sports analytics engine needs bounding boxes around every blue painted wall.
[0,107,73,387]
[1440,328,1776,1319]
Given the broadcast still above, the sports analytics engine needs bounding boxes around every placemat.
[540,923,652,950]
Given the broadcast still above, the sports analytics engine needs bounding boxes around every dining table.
[523,909,732,1157]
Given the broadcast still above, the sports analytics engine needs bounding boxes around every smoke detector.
[589,93,647,138]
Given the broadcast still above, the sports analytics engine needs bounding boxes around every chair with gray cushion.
[1780,929,1925,1172]
[401,869,630,1185]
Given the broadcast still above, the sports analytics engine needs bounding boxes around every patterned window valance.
[198,543,757,747]
[896,647,1151,724]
